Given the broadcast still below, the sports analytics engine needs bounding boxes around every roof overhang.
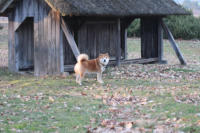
[0,0,191,17]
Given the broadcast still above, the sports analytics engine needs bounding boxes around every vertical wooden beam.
[161,20,186,65]
[8,19,17,72]
[141,18,160,59]
[59,24,64,73]
[121,18,134,60]
[116,18,121,66]
[124,29,128,59]
[34,0,39,76]
[158,18,164,63]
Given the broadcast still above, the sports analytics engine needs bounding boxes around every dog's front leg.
[97,73,104,84]
[76,74,80,83]
[76,75,82,85]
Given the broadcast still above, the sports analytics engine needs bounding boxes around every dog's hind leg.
[79,73,85,85]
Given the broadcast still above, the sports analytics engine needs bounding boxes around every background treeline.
[128,15,200,40]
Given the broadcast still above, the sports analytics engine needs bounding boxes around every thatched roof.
[47,0,189,16]
[0,0,189,16]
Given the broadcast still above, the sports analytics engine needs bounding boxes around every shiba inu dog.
[74,53,110,85]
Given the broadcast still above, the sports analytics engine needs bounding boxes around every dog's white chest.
[101,66,105,72]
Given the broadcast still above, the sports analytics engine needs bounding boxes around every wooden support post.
[61,18,80,59]
[116,18,121,66]
[161,20,186,65]
[124,29,128,59]
[157,18,166,64]
[121,18,134,60]
[141,18,159,59]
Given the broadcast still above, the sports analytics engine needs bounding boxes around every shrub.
[164,15,200,40]
[127,19,140,37]
[127,15,200,40]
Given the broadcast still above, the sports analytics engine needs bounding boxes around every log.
[64,58,158,72]
[61,18,80,59]
[109,58,158,66]
[161,20,186,65]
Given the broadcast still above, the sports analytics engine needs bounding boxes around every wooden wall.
[141,17,160,59]
[78,22,118,59]
[8,0,64,76]
[63,18,120,65]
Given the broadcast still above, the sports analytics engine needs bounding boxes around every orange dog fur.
[74,53,110,85]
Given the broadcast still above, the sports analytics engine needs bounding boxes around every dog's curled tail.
[77,54,89,63]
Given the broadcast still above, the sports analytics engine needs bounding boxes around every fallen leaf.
[49,96,55,103]
[81,92,87,96]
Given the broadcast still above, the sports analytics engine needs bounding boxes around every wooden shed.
[0,0,189,76]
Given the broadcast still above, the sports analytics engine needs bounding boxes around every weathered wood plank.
[120,18,134,60]
[61,18,80,59]
[38,0,45,75]
[116,18,121,66]
[124,29,128,59]
[109,23,117,58]
[43,2,49,74]
[51,10,56,75]
[59,22,64,73]
[55,11,63,74]
[161,20,186,65]
[120,19,129,60]
[141,18,159,59]
[109,58,158,65]
[33,0,39,76]
[75,20,118,62]
[157,18,164,63]
[8,13,17,72]
[64,58,159,72]
[47,10,52,74]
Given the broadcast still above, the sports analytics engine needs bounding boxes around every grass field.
[0,25,200,133]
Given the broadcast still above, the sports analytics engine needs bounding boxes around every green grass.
[0,71,110,133]
[0,38,200,132]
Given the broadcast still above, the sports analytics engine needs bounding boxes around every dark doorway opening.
[15,17,34,72]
